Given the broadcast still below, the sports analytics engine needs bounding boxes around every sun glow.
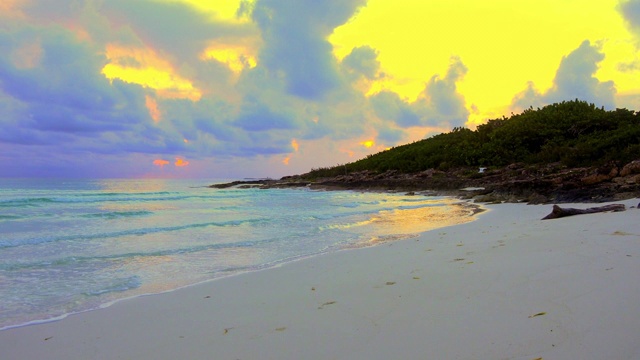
[360,140,375,148]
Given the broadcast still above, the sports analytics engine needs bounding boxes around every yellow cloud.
[201,43,258,74]
[158,0,252,23]
[102,44,202,101]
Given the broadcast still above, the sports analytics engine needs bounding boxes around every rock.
[620,160,640,177]
[613,192,638,201]
[418,169,444,178]
[211,160,640,204]
[581,174,610,185]
[609,167,619,177]
[237,185,261,189]
[507,163,525,170]
[474,193,501,203]
[527,194,549,205]
[617,174,640,185]
[612,177,627,186]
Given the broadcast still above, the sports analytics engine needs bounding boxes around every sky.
[2,0,640,179]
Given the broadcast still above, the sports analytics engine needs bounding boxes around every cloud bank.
[0,1,628,178]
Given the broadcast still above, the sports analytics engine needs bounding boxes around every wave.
[0,197,56,208]
[310,202,445,221]
[0,235,283,272]
[0,218,269,249]
[79,210,154,219]
[319,218,375,230]
[75,191,174,197]
[0,193,225,208]
[332,202,362,208]
[0,214,22,220]
[81,276,142,296]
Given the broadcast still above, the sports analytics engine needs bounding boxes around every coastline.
[2,198,639,359]
[214,159,640,205]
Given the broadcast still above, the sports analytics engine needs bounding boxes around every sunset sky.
[2,0,640,178]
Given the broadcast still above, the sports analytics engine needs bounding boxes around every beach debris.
[275,327,287,332]
[453,258,465,262]
[311,287,316,291]
[528,312,547,318]
[413,276,421,280]
[612,231,635,236]
[223,327,234,335]
[385,281,396,286]
[44,336,53,341]
[318,301,337,309]
[541,204,625,220]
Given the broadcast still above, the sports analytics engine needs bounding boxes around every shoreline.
[212,160,640,204]
[0,193,480,332]
[2,199,639,359]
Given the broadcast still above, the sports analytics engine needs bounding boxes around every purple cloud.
[251,0,366,99]
[370,57,470,129]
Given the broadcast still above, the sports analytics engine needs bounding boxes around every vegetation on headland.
[214,99,640,203]
[302,100,640,179]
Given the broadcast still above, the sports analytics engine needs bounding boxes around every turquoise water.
[0,178,474,330]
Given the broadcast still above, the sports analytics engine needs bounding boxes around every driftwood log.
[542,204,626,220]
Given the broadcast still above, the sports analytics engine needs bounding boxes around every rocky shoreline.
[211,160,640,204]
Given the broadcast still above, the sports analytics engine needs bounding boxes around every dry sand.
[1,199,639,360]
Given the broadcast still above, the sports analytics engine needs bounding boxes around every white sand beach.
[1,199,639,360]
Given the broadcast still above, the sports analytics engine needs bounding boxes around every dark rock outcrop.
[211,159,640,204]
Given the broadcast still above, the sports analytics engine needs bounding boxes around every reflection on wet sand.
[347,201,484,248]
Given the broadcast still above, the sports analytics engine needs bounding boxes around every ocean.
[0,178,476,330]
